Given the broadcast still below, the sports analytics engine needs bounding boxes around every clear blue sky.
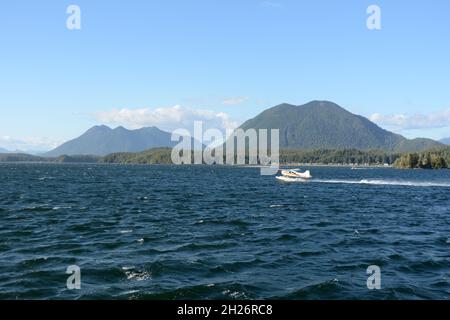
[1,0,450,150]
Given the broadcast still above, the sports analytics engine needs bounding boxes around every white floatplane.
[276,169,312,182]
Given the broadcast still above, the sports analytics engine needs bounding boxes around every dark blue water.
[1,163,450,299]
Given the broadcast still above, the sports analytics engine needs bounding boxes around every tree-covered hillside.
[239,101,443,152]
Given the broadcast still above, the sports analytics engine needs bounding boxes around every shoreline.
[0,161,393,168]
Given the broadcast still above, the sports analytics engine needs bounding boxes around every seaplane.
[276,169,312,182]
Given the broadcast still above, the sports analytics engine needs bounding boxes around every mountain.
[440,138,450,146]
[238,101,443,152]
[0,153,44,162]
[0,148,29,154]
[45,125,181,156]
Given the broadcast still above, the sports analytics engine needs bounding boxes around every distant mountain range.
[0,147,36,154]
[239,101,443,152]
[440,138,450,146]
[44,100,444,156]
[45,125,179,156]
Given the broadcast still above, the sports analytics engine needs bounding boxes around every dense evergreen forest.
[393,148,450,169]
[2,147,449,169]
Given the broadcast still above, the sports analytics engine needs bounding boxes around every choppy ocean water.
[0,163,449,299]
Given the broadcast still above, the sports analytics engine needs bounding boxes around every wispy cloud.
[93,105,241,134]
[0,135,61,152]
[369,108,450,130]
[221,96,249,106]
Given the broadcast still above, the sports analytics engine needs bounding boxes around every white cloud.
[221,96,249,106]
[369,109,450,130]
[0,135,61,153]
[93,105,241,135]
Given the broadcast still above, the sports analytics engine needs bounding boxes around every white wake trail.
[312,179,450,188]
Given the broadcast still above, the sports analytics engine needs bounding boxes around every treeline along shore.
[0,154,100,163]
[393,148,450,169]
[2,147,450,169]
